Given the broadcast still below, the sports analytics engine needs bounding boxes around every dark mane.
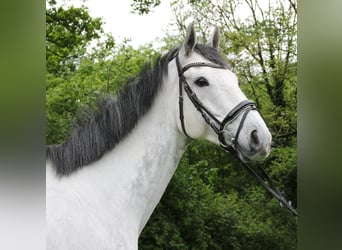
[47,45,228,175]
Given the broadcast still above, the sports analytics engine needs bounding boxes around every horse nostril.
[251,130,259,146]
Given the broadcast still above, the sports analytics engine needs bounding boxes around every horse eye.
[194,77,209,87]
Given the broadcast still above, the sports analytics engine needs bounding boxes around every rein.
[175,54,297,217]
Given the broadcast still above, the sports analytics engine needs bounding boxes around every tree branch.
[287,0,297,14]
[244,0,272,97]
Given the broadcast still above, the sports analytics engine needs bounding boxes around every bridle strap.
[232,105,254,147]
[180,61,226,75]
[176,55,257,142]
[235,156,298,216]
[176,55,226,138]
[176,56,191,138]
[183,80,222,133]
[218,100,257,152]
[221,100,257,129]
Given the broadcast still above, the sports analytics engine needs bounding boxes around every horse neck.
[115,75,187,233]
[59,66,187,235]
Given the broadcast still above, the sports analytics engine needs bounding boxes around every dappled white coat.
[46,63,187,248]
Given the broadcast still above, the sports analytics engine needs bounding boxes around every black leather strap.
[176,56,190,138]
[232,105,255,148]
[240,160,298,216]
[221,100,256,129]
[176,56,225,138]
[180,61,226,75]
[176,55,256,142]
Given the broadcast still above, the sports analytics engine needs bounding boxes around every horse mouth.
[236,144,270,163]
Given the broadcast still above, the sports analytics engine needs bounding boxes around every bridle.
[174,54,298,217]
[175,55,256,153]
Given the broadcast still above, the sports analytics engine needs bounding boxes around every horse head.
[175,23,272,162]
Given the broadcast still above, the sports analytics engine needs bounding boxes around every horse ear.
[182,22,197,57]
[208,26,220,49]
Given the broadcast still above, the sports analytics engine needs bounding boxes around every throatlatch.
[175,54,297,217]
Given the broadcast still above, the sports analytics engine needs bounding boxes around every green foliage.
[140,141,297,250]
[46,0,103,74]
[172,0,297,107]
[131,0,161,15]
[46,2,159,144]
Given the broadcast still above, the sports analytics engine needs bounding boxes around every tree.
[171,0,297,106]
[46,1,159,144]
[46,0,103,75]
[131,0,162,15]
[140,140,297,250]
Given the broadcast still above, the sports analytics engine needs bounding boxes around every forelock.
[194,44,230,69]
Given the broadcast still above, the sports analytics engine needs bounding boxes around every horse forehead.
[180,52,238,85]
[181,51,208,65]
[190,65,238,84]
[183,53,235,76]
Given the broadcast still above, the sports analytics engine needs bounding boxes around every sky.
[59,0,275,48]
[67,0,174,48]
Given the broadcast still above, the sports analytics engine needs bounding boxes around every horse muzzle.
[218,100,272,162]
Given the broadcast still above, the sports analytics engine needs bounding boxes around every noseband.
[175,55,257,154]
